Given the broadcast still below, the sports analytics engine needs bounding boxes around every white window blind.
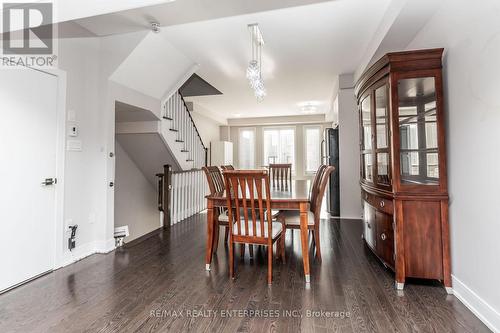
[305,126,321,173]
[238,128,255,169]
[263,127,295,167]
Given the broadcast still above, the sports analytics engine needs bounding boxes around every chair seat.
[233,221,283,239]
[278,210,315,226]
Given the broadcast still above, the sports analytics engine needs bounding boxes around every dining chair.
[269,163,292,190]
[220,165,235,171]
[202,166,230,252]
[276,165,335,262]
[223,170,285,284]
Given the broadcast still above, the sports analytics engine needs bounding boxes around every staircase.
[161,91,207,170]
[117,90,207,176]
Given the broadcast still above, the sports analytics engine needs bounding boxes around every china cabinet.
[355,49,451,292]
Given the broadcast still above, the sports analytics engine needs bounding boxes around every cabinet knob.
[380,233,386,241]
[379,200,385,208]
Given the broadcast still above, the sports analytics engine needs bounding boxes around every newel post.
[163,164,172,228]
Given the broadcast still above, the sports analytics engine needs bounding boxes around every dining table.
[205,179,313,283]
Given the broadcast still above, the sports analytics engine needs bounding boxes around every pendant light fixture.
[246,23,266,101]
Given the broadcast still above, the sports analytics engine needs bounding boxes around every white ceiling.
[160,0,391,120]
[75,0,392,121]
[74,0,337,36]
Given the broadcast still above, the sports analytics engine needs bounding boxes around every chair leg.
[229,240,234,279]
[249,244,254,258]
[240,243,245,260]
[280,233,286,262]
[314,226,322,262]
[267,244,273,284]
[224,227,229,244]
[213,224,219,254]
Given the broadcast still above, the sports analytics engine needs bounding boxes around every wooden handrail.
[178,91,207,151]
[172,168,203,174]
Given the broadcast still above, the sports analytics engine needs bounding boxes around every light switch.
[69,125,78,137]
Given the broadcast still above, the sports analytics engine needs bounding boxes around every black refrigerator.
[322,127,340,217]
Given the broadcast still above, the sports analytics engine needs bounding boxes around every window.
[238,128,255,169]
[263,127,295,167]
[304,126,321,173]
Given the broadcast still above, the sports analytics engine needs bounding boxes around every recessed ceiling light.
[233,113,242,118]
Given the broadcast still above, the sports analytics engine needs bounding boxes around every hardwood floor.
[0,214,490,333]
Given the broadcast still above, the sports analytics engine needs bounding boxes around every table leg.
[299,202,310,283]
[205,199,215,271]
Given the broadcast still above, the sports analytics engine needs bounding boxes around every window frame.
[238,127,256,169]
[303,125,322,175]
[262,125,297,169]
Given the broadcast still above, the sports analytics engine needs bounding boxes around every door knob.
[380,233,387,241]
[41,178,56,186]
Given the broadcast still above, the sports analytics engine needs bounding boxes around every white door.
[0,68,59,292]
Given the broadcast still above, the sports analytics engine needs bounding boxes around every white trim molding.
[452,275,500,332]
[56,239,115,269]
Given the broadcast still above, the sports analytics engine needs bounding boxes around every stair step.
[175,139,184,143]
[169,128,178,132]
[163,116,173,120]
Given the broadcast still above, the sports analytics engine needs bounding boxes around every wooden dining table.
[205,179,313,283]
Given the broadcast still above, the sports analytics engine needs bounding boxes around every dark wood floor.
[0,214,489,333]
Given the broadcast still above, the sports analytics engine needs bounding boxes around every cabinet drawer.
[362,190,393,215]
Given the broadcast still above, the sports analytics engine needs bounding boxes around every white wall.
[114,142,159,242]
[406,0,500,330]
[55,30,156,266]
[58,37,108,265]
[191,110,221,161]
[337,74,361,219]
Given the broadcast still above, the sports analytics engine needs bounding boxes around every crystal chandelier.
[246,24,266,101]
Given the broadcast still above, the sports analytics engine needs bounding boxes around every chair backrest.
[202,166,224,194]
[269,163,292,190]
[309,164,327,212]
[223,170,273,240]
[221,165,235,171]
[311,166,335,216]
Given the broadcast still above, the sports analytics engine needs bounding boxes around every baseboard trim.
[452,275,500,332]
[123,227,163,248]
[56,238,115,268]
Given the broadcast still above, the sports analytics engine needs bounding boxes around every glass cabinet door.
[360,95,373,182]
[375,85,391,186]
[397,77,439,185]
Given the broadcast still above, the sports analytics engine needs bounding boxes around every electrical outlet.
[65,219,73,231]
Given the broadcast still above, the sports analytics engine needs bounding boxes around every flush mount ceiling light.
[298,101,321,114]
[246,23,266,101]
